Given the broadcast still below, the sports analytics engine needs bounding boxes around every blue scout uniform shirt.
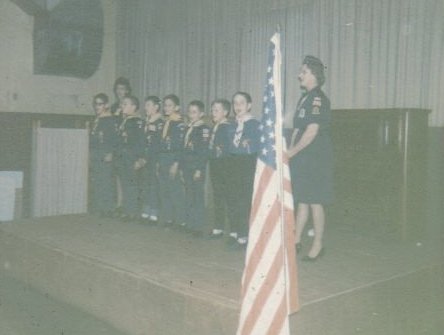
[230,114,261,155]
[159,114,185,162]
[182,120,211,172]
[144,116,164,161]
[293,86,331,146]
[90,115,119,157]
[209,120,233,159]
[117,115,145,162]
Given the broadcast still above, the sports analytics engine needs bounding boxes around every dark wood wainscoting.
[330,108,430,239]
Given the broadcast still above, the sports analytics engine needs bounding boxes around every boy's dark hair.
[93,93,109,104]
[125,95,140,110]
[211,99,231,116]
[145,95,161,107]
[163,94,180,106]
[188,100,205,113]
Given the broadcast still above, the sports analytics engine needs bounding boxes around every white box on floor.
[0,171,23,222]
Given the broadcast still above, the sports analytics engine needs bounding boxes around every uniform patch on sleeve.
[312,97,322,115]
[312,97,322,107]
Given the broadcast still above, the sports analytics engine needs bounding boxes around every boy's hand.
[134,158,146,170]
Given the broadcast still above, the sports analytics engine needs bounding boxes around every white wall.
[0,0,117,115]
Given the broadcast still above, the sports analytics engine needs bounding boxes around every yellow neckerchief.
[162,112,182,139]
[184,119,205,147]
[148,113,163,123]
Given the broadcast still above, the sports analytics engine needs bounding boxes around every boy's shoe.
[208,229,224,239]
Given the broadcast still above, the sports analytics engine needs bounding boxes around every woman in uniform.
[288,56,333,261]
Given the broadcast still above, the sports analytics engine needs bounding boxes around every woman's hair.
[232,91,252,104]
[113,77,132,95]
[163,94,180,106]
[211,99,231,115]
[93,93,109,104]
[303,55,326,87]
[125,95,140,110]
[188,100,205,113]
[145,95,161,107]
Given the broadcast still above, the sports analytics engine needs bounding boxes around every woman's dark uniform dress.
[141,117,164,220]
[90,115,119,215]
[116,115,145,218]
[182,120,211,233]
[208,120,233,234]
[290,87,334,205]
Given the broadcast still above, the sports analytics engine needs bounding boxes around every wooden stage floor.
[0,215,443,335]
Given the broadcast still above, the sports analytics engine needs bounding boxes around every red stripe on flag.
[283,173,300,314]
[265,294,288,335]
[241,197,281,299]
[249,163,274,224]
[239,246,285,335]
[283,174,292,194]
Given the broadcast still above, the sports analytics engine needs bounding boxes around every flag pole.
[273,27,299,316]
[271,29,290,313]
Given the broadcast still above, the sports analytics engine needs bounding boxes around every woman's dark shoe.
[302,248,325,262]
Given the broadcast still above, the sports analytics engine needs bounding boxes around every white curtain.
[33,128,89,217]
[116,0,444,127]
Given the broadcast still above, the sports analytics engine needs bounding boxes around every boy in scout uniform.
[141,96,164,223]
[182,100,211,237]
[116,95,146,221]
[158,94,186,227]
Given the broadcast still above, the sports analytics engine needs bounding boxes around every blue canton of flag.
[260,43,278,169]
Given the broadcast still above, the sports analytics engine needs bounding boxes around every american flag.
[236,32,299,335]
